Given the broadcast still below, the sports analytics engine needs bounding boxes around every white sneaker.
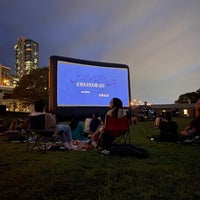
[69,143,78,150]
[63,142,70,149]
[100,149,110,155]
[63,142,78,150]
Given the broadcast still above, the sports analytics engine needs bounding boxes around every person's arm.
[181,124,191,136]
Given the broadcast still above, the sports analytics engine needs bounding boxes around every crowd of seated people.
[149,99,200,144]
[2,98,200,152]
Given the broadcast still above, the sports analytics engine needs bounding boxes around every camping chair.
[97,115,130,149]
[26,114,62,152]
[84,118,92,132]
[105,115,131,144]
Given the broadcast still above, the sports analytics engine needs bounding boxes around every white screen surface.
[57,61,130,107]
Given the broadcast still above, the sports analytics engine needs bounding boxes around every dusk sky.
[0,0,200,104]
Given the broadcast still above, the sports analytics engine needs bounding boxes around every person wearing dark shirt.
[89,113,101,132]
[158,111,178,142]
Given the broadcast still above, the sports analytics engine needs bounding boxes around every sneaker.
[100,149,110,155]
[28,136,36,143]
[63,142,78,150]
[184,138,194,144]
[69,144,78,150]
[63,142,71,149]
[59,146,69,150]
[77,139,90,143]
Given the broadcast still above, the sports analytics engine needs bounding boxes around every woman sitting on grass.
[148,111,178,142]
[69,116,89,142]
[158,111,178,142]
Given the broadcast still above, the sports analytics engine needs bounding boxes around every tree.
[12,67,49,105]
[176,88,200,103]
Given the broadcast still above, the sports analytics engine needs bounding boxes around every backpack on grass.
[110,143,149,158]
[8,133,26,142]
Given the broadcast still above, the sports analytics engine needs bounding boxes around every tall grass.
[0,117,199,200]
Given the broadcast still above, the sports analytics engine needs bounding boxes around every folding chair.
[26,114,62,152]
[97,115,131,149]
[105,115,131,144]
[84,118,92,132]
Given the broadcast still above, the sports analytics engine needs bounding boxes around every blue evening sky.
[0,0,200,104]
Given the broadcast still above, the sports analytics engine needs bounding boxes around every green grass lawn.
[0,117,199,200]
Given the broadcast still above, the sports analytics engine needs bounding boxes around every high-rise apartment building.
[14,37,39,78]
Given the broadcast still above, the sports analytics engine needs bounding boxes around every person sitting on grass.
[69,116,89,142]
[158,111,178,142]
[148,112,178,143]
[89,113,101,133]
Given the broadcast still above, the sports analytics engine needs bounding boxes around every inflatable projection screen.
[49,56,131,118]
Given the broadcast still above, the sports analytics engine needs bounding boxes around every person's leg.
[56,125,77,149]
[56,124,72,142]
[101,132,115,150]
[91,131,101,148]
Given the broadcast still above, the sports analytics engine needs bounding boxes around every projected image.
[57,61,130,107]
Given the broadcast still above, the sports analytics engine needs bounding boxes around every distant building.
[0,64,11,86]
[131,103,196,119]
[14,37,39,78]
[0,64,15,105]
[151,103,195,117]
[2,98,33,112]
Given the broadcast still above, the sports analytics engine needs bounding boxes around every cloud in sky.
[0,0,200,104]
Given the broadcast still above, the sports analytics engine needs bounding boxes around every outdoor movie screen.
[49,56,131,112]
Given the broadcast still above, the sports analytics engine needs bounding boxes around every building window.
[183,109,189,117]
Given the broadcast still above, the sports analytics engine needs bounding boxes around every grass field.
[0,117,199,200]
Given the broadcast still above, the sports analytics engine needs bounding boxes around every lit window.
[183,109,189,117]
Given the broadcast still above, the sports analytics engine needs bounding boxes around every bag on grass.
[110,143,149,158]
[8,134,26,142]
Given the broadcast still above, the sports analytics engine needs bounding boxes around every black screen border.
[49,55,131,119]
